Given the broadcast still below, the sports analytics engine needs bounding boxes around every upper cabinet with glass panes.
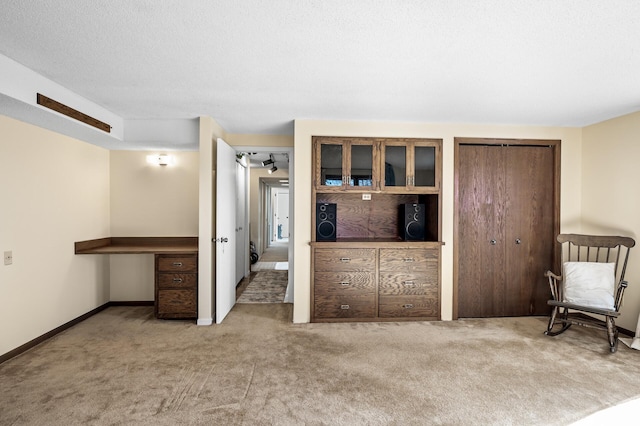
[314,137,379,191]
[380,139,440,193]
[313,137,440,193]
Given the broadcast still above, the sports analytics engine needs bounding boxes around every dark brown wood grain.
[75,237,198,254]
[455,140,559,318]
[378,296,439,318]
[37,93,111,133]
[155,254,198,319]
[157,273,198,289]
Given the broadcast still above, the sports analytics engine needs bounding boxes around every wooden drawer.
[314,296,376,319]
[157,255,197,272]
[379,248,437,272]
[157,273,197,289]
[378,295,438,318]
[314,248,375,272]
[314,272,375,295]
[379,272,438,296]
[157,289,197,317]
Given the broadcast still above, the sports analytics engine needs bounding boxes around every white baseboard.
[197,317,213,326]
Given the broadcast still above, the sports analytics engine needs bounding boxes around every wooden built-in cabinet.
[311,136,443,322]
[155,254,198,319]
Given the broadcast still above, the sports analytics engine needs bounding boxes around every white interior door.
[235,161,248,284]
[276,188,289,240]
[215,138,237,323]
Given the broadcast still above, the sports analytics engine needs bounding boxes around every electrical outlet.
[362,193,372,200]
[4,251,12,266]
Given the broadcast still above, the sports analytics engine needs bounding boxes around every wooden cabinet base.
[312,242,441,322]
[155,254,198,319]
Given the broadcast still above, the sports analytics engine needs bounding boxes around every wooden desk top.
[75,237,198,255]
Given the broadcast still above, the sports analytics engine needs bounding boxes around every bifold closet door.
[457,144,554,317]
[503,146,554,316]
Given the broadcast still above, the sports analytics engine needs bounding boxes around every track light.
[268,166,278,174]
[262,153,275,167]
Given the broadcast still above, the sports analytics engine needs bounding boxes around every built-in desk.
[75,237,198,255]
[75,237,198,319]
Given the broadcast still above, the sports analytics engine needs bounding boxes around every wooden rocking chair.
[545,233,635,352]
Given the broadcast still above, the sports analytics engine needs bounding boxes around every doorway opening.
[234,148,293,305]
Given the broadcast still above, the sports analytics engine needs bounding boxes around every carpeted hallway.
[2,304,640,425]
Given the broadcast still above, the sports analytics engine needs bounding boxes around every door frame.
[453,138,561,319]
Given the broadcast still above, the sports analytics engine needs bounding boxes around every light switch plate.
[4,251,12,265]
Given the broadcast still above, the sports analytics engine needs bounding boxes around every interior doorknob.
[515,238,522,244]
[490,239,497,245]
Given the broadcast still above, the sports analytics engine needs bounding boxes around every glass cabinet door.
[382,144,407,189]
[348,143,374,189]
[413,145,436,187]
[318,142,344,188]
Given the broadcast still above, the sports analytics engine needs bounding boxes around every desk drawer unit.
[155,254,198,319]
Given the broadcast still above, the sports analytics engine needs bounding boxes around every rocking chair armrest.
[614,280,629,310]
[545,270,562,281]
[545,270,562,301]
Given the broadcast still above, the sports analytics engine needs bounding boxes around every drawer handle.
[339,281,351,286]
[403,304,414,309]
[339,258,351,263]
[173,278,183,283]
[172,262,183,267]
[403,281,415,287]
[403,258,415,263]
[340,304,350,310]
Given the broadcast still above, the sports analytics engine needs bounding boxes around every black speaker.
[399,203,425,241]
[316,203,337,241]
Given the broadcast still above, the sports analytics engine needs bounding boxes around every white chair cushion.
[563,262,616,310]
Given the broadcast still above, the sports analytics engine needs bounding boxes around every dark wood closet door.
[457,144,555,318]
[503,146,554,315]
[457,145,507,317]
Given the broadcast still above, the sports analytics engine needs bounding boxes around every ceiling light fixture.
[262,154,275,167]
[268,166,278,174]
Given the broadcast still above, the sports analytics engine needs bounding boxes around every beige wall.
[0,115,110,356]
[109,150,199,301]
[582,111,640,331]
[293,119,583,323]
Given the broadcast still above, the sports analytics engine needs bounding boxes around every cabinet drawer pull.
[340,304,350,310]
[402,258,415,262]
[173,278,183,283]
[339,281,351,286]
[403,281,415,287]
[172,262,183,267]
[339,258,351,263]
[403,304,414,309]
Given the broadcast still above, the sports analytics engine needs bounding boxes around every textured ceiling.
[1,0,640,137]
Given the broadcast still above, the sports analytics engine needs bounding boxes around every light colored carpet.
[2,305,640,425]
[237,270,288,303]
